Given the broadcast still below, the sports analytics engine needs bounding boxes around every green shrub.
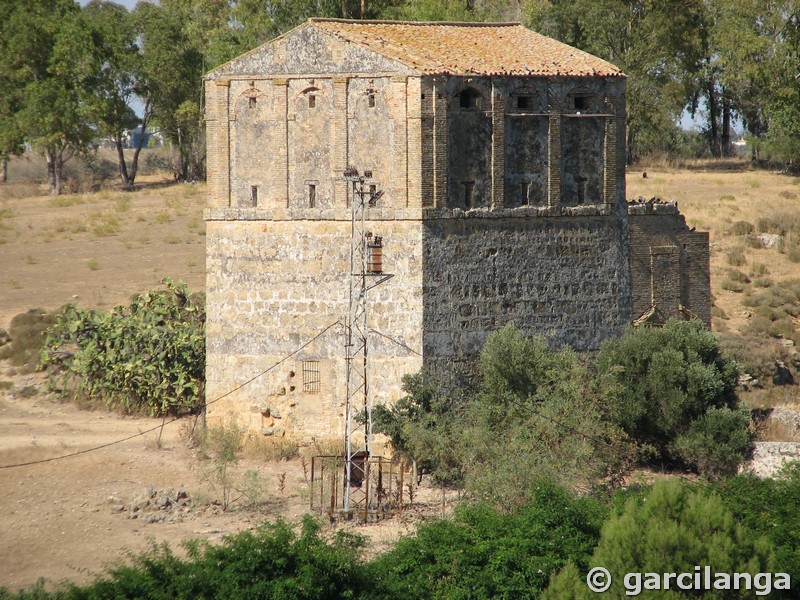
[725,247,746,266]
[720,279,745,292]
[0,308,58,373]
[716,463,800,592]
[726,268,750,283]
[40,278,205,415]
[368,482,607,600]
[546,480,775,599]
[598,320,741,469]
[672,407,753,478]
[730,220,755,235]
[66,517,365,599]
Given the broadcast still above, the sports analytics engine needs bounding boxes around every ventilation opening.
[463,181,475,208]
[308,95,316,108]
[248,96,256,109]
[250,185,258,207]
[519,182,530,205]
[302,361,320,393]
[368,93,375,108]
[308,183,316,208]
[458,88,481,110]
[516,96,533,110]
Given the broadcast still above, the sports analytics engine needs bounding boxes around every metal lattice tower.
[340,167,391,514]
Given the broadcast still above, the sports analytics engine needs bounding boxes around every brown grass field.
[0,154,799,590]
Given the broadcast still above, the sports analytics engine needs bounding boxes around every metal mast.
[341,167,390,514]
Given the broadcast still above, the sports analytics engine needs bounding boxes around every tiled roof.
[310,19,624,77]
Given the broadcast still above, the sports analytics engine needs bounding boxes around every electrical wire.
[0,320,342,470]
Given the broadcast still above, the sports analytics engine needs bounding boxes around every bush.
[40,278,205,415]
[672,407,753,478]
[0,308,58,372]
[36,517,366,600]
[716,463,800,592]
[546,480,776,599]
[367,482,607,600]
[598,320,742,473]
[730,220,755,235]
[725,247,746,266]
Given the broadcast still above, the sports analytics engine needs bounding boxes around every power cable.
[0,320,342,470]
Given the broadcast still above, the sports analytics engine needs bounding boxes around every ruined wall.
[421,207,632,383]
[205,215,423,438]
[628,204,711,326]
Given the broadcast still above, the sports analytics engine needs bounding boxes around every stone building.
[204,19,710,438]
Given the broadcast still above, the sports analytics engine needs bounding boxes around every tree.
[546,480,776,599]
[82,0,142,188]
[133,1,206,182]
[597,319,746,475]
[526,0,706,163]
[0,0,97,194]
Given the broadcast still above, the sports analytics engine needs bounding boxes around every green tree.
[598,319,744,475]
[1,0,98,194]
[82,0,142,188]
[133,0,206,182]
[526,0,706,163]
[463,325,631,505]
[546,480,775,599]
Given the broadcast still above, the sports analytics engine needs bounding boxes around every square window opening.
[368,94,376,108]
[308,95,316,108]
[574,96,588,111]
[517,96,532,110]
[248,97,257,109]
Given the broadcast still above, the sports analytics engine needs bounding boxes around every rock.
[743,442,800,478]
[773,360,795,386]
[262,427,275,436]
[758,232,783,249]
[0,329,10,347]
[250,401,271,414]
[781,339,796,348]
[737,373,760,390]
[157,495,172,509]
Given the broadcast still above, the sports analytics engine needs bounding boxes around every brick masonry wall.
[628,206,711,325]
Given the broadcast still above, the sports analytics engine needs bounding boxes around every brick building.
[203,19,709,438]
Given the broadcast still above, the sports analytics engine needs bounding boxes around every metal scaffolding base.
[310,455,405,522]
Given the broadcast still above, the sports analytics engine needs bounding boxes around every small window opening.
[368,93,376,108]
[308,183,316,207]
[459,88,481,110]
[369,184,377,199]
[463,181,475,208]
[574,96,588,111]
[421,93,426,100]
[517,96,533,110]
[251,185,258,207]
[302,360,320,393]
[249,96,257,109]
[520,182,530,205]
[308,94,316,108]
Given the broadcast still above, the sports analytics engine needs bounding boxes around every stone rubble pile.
[108,487,196,524]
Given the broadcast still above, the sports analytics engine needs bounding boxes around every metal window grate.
[303,360,320,393]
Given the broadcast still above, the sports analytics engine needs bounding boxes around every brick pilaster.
[491,83,505,209]
[205,79,230,209]
[432,79,448,208]
[406,77,424,208]
[548,114,561,206]
[332,77,349,205]
[389,76,409,207]
[272,79,289,207]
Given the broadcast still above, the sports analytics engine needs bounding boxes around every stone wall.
[628,203,711,325]
[205,214,423,438]
[421,206,632,384]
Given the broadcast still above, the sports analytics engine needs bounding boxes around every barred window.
[302,360,320,393]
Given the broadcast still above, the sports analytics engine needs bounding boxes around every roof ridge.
[309,18,521,27]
